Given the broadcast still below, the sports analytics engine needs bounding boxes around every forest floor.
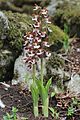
[0,84,80,120]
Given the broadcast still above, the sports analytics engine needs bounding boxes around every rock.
[48,24,68,51]
[52,0,80,37]
[68,74,80,94]
[12,54,28,84]
[0,50,14,82]
[0,98,5,108]
[45,53,66,92]
[0,11,9,40]
[0,0,51,14]
[0,11,31,82]
[12,54,46,89]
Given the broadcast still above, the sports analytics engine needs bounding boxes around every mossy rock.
[48,24,68,44]
[45,53,65,91]
[0,0,51,14]
[0,11,32,82]
[4,11,32,54]
[0,50,14,82]
[52,1,80,37]
[12,0,51,7]
[48,24,68,52]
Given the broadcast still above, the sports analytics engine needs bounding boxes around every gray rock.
[68,74,80,94]
[0,49,14,82]
[0,11,9,39]
[12,54,46,89]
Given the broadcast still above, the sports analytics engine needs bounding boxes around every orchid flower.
[33,21,41,28]
[33,4,41,11]
[45,17,51,24]
[23,4,52,117]
[41,8,48,15]
[32,15,39,22]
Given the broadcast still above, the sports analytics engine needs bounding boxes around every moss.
[0,41,3,49]
[45,53,65,90]
[46,53,64,69]
[13,0,51,7]
[53,1,80,37]
[48,24,68,44]
[0,50,14,82]
[3,11,32,55]
[0,0,51,14]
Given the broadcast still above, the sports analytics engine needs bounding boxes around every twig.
[58,54,73,63]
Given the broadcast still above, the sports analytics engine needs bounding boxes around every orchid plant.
[23,4,52,117]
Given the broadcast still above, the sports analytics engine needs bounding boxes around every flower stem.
[42,97,49,117]
[32,64,36,83]
[33,104,39,117]
[41,58,43,85]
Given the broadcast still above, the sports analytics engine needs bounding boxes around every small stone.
[77,48,80,52]
[0,99,5,108]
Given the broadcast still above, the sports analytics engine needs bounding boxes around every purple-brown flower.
[23,4,51,69]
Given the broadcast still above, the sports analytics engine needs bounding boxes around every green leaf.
[3,116,8,120]
[45,78,52,93]
[6,113,11,119]
[49,107,55,117]
[49,107,55,113]
[64,23,69,34]
[31,83,39,105]
[41,85,47,103]
[36,80,47,102]
[51,92,56,98]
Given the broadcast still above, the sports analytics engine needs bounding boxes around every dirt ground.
[0,83,80,120]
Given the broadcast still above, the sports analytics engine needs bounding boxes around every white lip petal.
[43,42,50,47]
[23,58,27,63]
[0,99,5,108]
[33,5,41,11]
[33,24,40,28]
[24,49,29,53]
[32,16,38,21]
[23,41,28,46]
[24,35,27,38]
[41,9,48,15]
[48,28,52,32]
[42,12,47,15]
[33,7,39,11]
[28,53,34,57]
[45,44,50,47]
[32,18,37,21]
[46,52,51,57]
[27,37,33,40]
[34,45,40,49]
[45,20,51,24]
[41,34,46,38]
[33,29,40,34]
[32,59,36,64]
[37,52,43,55]
[37,39,41,42]
[35,37,41,42]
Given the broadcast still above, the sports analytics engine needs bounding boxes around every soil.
[68,38,80,74]
[0,83,80,120]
